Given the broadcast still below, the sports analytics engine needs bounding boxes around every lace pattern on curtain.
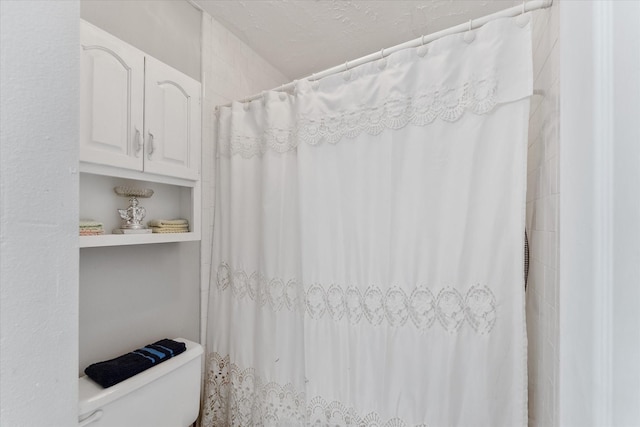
[298,76,498,146]
[218,76,498,158]
[202,352,431,427]
[216,263,497,334]
[217,128,297,159]
[202,353,306,426]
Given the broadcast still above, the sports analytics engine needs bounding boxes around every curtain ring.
[417,34,428,57]
[516,1,530,27]
[378,48,387,70]
[464,19,476,43]
[311,73,320,90]
[343,61,352,81]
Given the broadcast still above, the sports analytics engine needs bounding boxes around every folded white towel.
[148,224,188,230]
[80,230,104,236]
[147,219,189,227]
[80,220,103,228]
[150,228,189,234]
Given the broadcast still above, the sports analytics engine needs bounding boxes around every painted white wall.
[77,1,202,372]
[80,0,201,81]
[526,3,560,426]
[79,243,200,373]
[0,1,80,425]
[199,12,289,344]
[559,1,640,426]
[610,5,640,424]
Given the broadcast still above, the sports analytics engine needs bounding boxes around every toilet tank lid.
[78,338,203,415]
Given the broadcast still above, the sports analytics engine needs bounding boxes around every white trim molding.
[559,1,640,426]
[592,2,615,425]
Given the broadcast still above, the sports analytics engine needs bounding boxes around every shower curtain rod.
[221,0,552,106]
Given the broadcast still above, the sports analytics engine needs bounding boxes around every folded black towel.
[84,338,186,388]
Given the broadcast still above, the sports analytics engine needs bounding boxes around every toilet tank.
[78,338,203,427]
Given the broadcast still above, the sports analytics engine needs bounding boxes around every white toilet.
[78,338,203,427]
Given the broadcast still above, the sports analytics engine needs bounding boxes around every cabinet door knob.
[134,128,142,157]
[147,131,154,159]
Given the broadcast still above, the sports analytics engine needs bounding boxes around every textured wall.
[78,2,201,373]
[526,3,560,426]
[197,0,523,80]
[199,12,289,344]
[0,1,80,425]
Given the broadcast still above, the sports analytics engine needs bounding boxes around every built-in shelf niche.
[79,172,200,248]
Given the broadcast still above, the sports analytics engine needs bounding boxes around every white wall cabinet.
[143,56,201,180]
[80,20,201,181]
[79,20,202,247]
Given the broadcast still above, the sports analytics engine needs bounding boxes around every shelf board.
[79,232,201,248]
[79,162,198,187]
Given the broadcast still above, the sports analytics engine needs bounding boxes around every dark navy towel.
[84,339,186,388]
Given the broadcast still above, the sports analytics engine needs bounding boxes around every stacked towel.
[84,338,186,388]
[147,218,189,234]
[79,220,104,236]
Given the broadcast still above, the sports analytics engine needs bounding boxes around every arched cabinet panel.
[144,57,201,180]
[80,21,144,171]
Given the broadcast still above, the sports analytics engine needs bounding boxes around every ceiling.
[195,0,522,80]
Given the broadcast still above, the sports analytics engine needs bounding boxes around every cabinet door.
[143,56,201,180]
[80,21,144,171]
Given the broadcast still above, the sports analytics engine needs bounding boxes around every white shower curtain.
[203,14,532,427]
